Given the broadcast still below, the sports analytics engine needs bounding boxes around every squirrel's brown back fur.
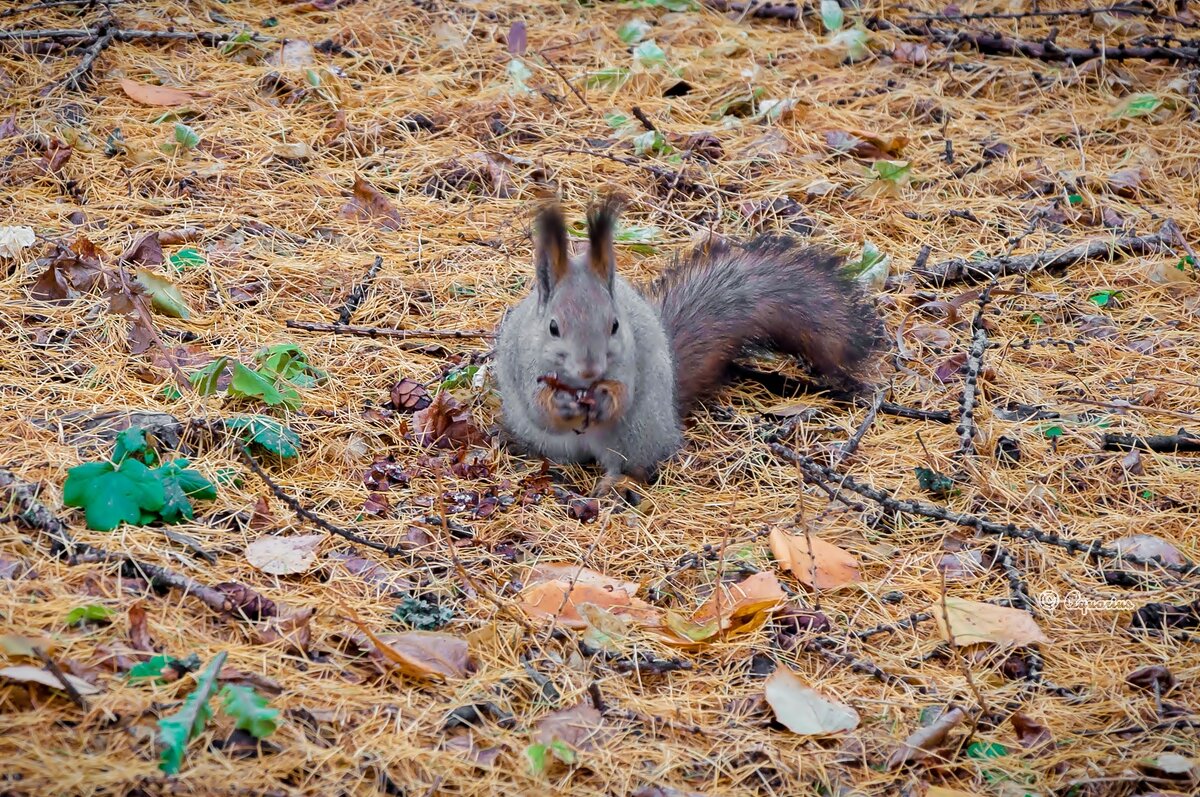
[644,236,883,413]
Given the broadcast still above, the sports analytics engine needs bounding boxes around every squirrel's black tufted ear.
[534,202,569,301]
[586,195,621,291]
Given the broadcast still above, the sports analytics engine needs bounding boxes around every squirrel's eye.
[611,319,620,335]
[549,320,560,337]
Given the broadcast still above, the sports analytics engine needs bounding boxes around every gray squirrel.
[494,196,883,500]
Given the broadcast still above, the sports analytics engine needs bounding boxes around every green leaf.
[63,458,167,531]
[913,467,957,497]
[440,364,480,391]
[219,685,279,738]
[820,0,844,32]
[223,416,301,458]
[161,385,182,400]
[189,356,230,396]
[65,604,114,625]
[605,112,631,129]
[585,67,629,89]
[549,738,577,764]
[220,29,253,55]
[1111,93,1163,119]
[618,18,652,45]
[158,651,226,774]
[507,59,533,94]
[173,123,200,151]
[168,247,205,271]
[228,363,301,410]
[1140,489,1155,500]
[213,467,243,486]
[153,459,217,524]
[1042,425,1064,439]
[831,27,870,61]
[254,343,326,389]
[1067,193,1083,205]
[632,39,667,68]
[305,68,321,87]
[129,653,200,683]
[1027,313,1045,326]
[632,129,672,157]
[134,269,190,319]
[967,741,1008,759]
[260,17,278,28]
[113,426,155,466]
[392,596,455,631]
[1088,290,1120,307]
[871,159,912,184]
[524,742,549,775]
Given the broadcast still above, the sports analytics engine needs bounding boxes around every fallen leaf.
[327,552,412,594]
[693,571,786,626]
[1138,752,1197,779]
[272,141,314,160]
[119,79,202,107]
[506,20,527,56]
[518,580,661,629]
[343,607,471,680]
[1107,166,1149,197]
[1112,534,1186,568]
[1127,664,1176,694]
[119,233,165,267]
[30,237,104,302]
[764,666,859,735]
[932,596,1050,647]
[134,269,190,319]
[244,534,325,575]
[248,496,276,531]
[534,701,608,751]
[0,664,101,696]
[579,603,634,653]
[886,706,966,769]
[0,225,35,259]
[269,39,315,67]
[935,352,968,383]
[1009,711,1052,750]
[769,527,862,590]
[252,607,314,655]
[442,732,504,766]
[892,41,929,64]
[127,601,154,652]
[523,563,640,597]
[412,391,483,449]
[339,176,404,231]
[214,581,277,619]
[824,129,907,160]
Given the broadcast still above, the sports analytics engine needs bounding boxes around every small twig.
[956,283,995,458]
[539,51,594,113]
[285,319,494,340]
[1,0,119,18]
[237,444,413,559]
[631,105,658,132]
[917,222,1177,286]
[1102,430,1200,453]
[906,5,1153,23]
[0,468,76,556]
[33,647,88,709]
[834,389,884,467]
[939,569,990,727]
[335,255,384,325]
[0,27,95,39]
[770,443,1200,578]
[45,18,114,93]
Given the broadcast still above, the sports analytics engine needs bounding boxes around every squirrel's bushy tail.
[645,236,884,413]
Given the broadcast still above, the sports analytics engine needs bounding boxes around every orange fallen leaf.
[769,527,862,590]
[518,580,661,629]
[933,596,1050,647]
[524,562,639,597]
[342,606,471,680]
[339,176,404,231]
[119,79,203,107]
[692,571,785,625]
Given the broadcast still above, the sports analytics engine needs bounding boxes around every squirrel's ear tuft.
[534,202,569,301]
[586,195,621,291]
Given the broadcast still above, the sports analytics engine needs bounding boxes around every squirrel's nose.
[578,366,600,382]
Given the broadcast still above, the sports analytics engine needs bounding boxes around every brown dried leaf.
[119,79,204,107]
[326,552,413,594]
[252,606,314,655]
[824,129,907,160]
[443,732,504,767]
[935,352,969,383]
[769,527,862,590]
[891,41,929,64]
[118,233,164,267]
[518,580,661,630]
[249,496,276,531]
[886,706,966,769]
[156,227,202,246]
[1107,166,1149,197]
[362,492,391,517]
[1127,663,1176,694]
[534,701,609,751]
[127,600,154,652]
[412,391,483,449]
[693,571,786,625]
[389,378,432,412]
[245,534,325,575]
[340,176,404,231]
[30,238,104,303]
[213,581,277,619]
[1010,711,1052,750]
[932,596,1051,647]
[344,607,471,680]
[523,563,640,597]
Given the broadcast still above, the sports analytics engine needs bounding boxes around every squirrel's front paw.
[536,383,587,432]
[586,379,627,428]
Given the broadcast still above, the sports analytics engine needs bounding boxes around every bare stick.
[33,647,88,710]
[237,444,414,559]
[45,20,114,93]
[835,389,884,466]
[956,283,995,458]
[539,51,595,113]
[0,27,95,40]
[335,255,384,325]
[917,222,1177,286]
[1102,431,1200,453]
[285,319,494,340]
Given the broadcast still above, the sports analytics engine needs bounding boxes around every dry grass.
[2,1,1199,795]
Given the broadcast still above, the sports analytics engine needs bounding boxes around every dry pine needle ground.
[1,1,1199,796]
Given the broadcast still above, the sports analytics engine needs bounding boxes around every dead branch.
[44,19,114,93]
[286,319,495,340]
[917,222,1178,286]
[336,255,384,325]
[1102,430,1200,453]
[956,285,995,458]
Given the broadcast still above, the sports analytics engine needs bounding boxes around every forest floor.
[2,1,1200,796]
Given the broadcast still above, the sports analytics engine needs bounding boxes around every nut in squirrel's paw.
[536,374,625,433]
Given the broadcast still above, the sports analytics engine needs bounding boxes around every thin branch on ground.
[1102,430,1200,453]
[286,319,495,340]
[335,255,385,325]
[955,284,995,459]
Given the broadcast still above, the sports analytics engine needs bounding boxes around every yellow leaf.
[693,571,785,625]
[769,527,862,590]
[932,596,1050,647]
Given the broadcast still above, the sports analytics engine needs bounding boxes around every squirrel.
[494,196,884,501]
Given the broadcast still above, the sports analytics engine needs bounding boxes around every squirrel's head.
[530,196,630,389]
